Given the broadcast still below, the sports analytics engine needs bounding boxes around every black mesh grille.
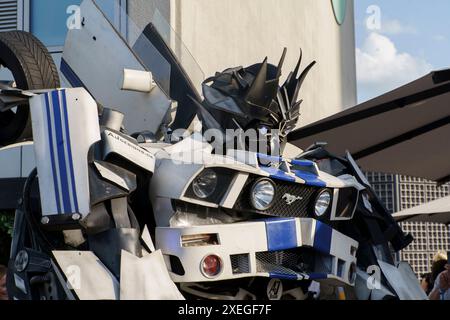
[233,177,319,218]
[255,251,309,279]
[255,250,337,281]
[230,254,250,274]
[256,251,304,273]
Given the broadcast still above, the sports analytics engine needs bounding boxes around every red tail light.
[201,254,222,278]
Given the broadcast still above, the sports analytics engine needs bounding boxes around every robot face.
[197,49,316,155]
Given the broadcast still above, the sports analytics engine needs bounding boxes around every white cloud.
[379,19,417,35]
[432,34,447,42]
[356,32,433,100]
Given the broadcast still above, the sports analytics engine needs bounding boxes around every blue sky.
[354,0,450,102]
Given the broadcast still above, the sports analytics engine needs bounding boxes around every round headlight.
[192,169,218,199]
[314,190,332,217]
[251,179,276,211]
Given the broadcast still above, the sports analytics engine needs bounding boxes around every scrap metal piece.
[62,0,171,135]
[29,88,101,219]
[378,260,428,300]
[141,225,156,253]
[120,250,184,300]
[53,251,119,300]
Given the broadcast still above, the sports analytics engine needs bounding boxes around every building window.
[30,0,82,47]
[20,0,126,52]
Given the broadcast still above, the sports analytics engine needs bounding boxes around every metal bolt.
[72,213,81,221]
[15,250,29,272]
[41,217,50,225]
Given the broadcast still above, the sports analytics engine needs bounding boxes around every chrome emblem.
[282,193,303,206]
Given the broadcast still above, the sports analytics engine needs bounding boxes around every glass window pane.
[30,0,82,47]
[30,0,117,47]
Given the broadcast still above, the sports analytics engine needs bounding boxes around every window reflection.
[30,0,117,47]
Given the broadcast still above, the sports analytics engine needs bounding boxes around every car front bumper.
[156,217,358,286]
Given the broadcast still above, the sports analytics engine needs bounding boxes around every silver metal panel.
[102,129,155,173]
[220,173,249,209]
[141,225,156,252]
[120,250,184,300]
[20,142,35,177]
[378,260,428,300]
[0,144,21,178]
[30,88,100,217]
[53,250,119,300]
[62,0,171,135]
[94,161,130,191]
[354,268,396,301]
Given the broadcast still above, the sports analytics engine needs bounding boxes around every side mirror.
[121,69,156,93]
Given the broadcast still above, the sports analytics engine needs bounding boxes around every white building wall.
[128,0,357,127]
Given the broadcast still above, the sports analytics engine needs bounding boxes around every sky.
[354,0,450,102]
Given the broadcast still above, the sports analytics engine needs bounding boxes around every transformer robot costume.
[0,0,426,300]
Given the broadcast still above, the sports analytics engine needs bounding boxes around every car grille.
[255,250,334,281]
[256,251,304,274]
[230,254,250,274]
[233,177,318,218]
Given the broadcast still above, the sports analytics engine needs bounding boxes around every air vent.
[0,0,18,32]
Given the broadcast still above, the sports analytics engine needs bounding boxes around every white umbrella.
[392,195,450,224]
[289,70,450,184]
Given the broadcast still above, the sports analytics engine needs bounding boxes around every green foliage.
[0,212,14,237]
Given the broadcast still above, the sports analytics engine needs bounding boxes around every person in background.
[431,251,448,287]
[0,265,8,300]
[429,251,450,300]
[420,273,433,295]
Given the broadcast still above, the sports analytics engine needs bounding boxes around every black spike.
[276,48,288,79]
[281,49,303,104]
[245,57,269,107]
[291,61,316,105]
[282,49,302,89]
[292,48,303,80]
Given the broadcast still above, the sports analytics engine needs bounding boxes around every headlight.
[251,179,276,210]
[314,189,332,217]
[192,169,218,199]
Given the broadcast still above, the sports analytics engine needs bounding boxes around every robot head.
[196,48,316,155]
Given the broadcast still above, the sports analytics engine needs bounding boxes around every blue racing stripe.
[60,59,95,99]
[265,218,297,251]
[61,90,79,213]
[308,273,328,280]
[44,94,61,214]
[60,58,85,89]
[269,272,298,281]
[291,159,315,167]
[51,90,71,213]
[260,166,296,183]
[292,170,327,187]
[313,220,333,254]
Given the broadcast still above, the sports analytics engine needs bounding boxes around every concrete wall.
[128,0,357,127]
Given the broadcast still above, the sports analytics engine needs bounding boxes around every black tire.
[0,31,60,146]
